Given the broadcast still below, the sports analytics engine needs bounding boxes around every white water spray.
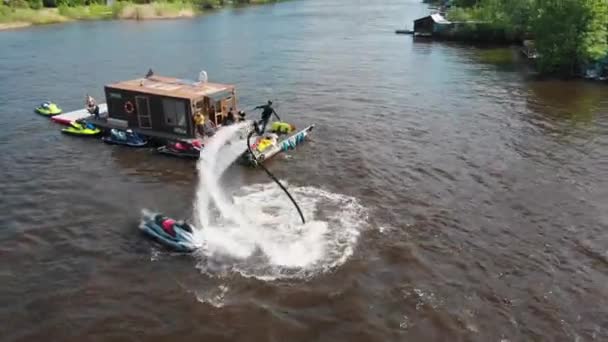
[194,122,250,229]
[189,122,367,281]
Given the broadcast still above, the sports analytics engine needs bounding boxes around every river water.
[2,0,608,341]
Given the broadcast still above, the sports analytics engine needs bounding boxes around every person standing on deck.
[86,95,100,120]
[202,119,216,138]
[254,100,281,134]
[194,113,206,137]
[224,108,235,126]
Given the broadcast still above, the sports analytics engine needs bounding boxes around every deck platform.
[85,116,254,143]
[51,103,108,125]
[395,29,415,34]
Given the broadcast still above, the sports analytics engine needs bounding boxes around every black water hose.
[247,129,306,224]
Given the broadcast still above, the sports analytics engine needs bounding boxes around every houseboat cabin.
[101,74,237,140]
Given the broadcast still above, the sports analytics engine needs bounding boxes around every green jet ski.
[61,120,101,136]
[35,101,62,116]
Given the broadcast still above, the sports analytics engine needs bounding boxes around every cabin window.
[162,98,187,128]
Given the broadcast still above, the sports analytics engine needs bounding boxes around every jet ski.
[139,211,198,252]
[61,120,101,136]
[102,128,148,147]
[35,101,62,116]
[157,140,202,159]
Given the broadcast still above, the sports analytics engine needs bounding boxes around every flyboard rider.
[254,100,281,135]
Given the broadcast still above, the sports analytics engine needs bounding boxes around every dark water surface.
[2,0,608,341]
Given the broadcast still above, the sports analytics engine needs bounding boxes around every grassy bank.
[0,7,67,27]
[0,2,197,27]
[0,0,283,30]
[114,2,197,20]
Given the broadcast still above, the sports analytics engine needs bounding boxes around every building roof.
[431,13,451,24]
[415,13,452,25]
[106,75,234,100]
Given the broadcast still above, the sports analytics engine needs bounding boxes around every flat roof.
[106,75,234,100]
[415,13,452,25]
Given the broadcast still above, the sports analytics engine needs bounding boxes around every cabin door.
[135,96,152,129]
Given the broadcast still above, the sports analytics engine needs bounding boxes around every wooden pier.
[51,103,107,125]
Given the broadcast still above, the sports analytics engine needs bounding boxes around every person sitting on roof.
[254,100,281,135]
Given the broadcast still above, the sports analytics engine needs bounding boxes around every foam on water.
[191,122,367,280]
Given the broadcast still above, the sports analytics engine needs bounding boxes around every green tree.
[578,0,608,62]
[448,0,608,74]
[531,0,585,74]
[531,0,608,74]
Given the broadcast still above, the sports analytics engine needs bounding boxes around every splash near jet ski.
[138,102,315,253]
[35,101,62,116]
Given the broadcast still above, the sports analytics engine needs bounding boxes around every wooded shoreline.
[0,0,284,31]
[420,0,608,77]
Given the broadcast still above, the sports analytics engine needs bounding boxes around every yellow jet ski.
[35,101,62,116]
[61,120,101,136]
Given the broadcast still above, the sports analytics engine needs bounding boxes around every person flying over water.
[254,100,281,134]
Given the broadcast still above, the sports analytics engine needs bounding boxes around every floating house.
[413,13,452,37]
[91,72,237,141]
[409,13,508,42]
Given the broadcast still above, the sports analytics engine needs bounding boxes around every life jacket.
[271,121,294,133]
[256,138,274,152]
[162,219,176,236]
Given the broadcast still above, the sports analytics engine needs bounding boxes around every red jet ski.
[157,140,202,159]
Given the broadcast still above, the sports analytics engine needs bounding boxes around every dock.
[51,103,108,125]
[395,29,414,35]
